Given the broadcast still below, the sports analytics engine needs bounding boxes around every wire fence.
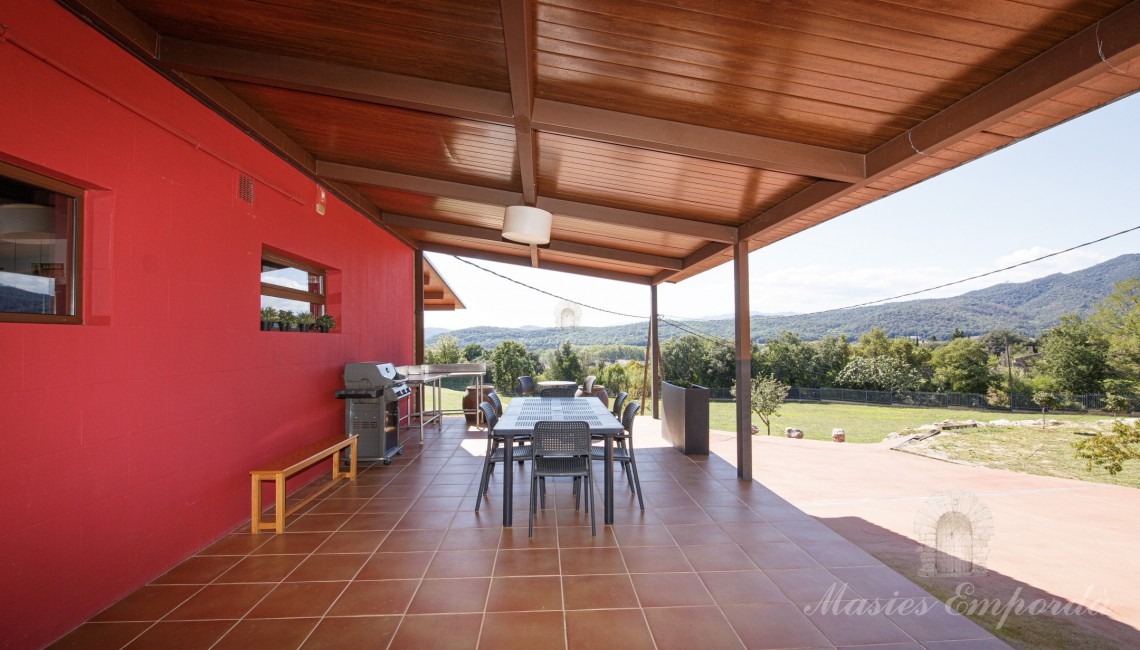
[700,385,1131,414]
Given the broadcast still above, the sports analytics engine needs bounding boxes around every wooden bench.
[250,433,357,534]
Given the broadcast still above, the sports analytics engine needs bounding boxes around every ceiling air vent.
[237,173,254,204]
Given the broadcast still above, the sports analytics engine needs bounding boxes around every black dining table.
[492,397,625,527]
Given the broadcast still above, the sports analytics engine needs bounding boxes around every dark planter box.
[661,381,710,455]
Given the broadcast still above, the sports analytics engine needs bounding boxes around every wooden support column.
[650,284,660,419]
[413,250,424,365]
[734,241,752,480]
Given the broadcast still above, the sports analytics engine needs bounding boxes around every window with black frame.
[0,161,82,323]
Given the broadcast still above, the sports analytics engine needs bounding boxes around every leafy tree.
[756,331,815,387]
[704,339,736,388]
[951,327,967,340]
[854,327,892,359]
[490,340,535,395]
[1032,390,1057,427]
[425,334,461,364]
[548,341,583,381]
[978,329,1032,357]
[462,343,486,362]
[733,374,789,436]
[930,338,991,394]
[810,335,850,387]
[836,356,923,391]
[1090,278,1140,383]
[1074,419,1140,475]
[1036,314,1108,394]
[661,335,708,387]
[596,362,632,394]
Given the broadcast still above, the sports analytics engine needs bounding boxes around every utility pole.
[1006,336,1015,413]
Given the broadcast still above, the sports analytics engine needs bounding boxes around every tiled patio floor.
[52,416,1006,649]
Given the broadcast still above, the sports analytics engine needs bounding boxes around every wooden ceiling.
[60,0,1140,285]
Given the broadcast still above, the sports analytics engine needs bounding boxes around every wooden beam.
[158,38,512,123]
[532,100,865,184]
[420,243,652,285]
[733,241,752,481]
[56,0,160,58]
[500,0,538,204]
[736,1,1140,247]
[383,213,681,271]
[318,162,523,206]
[651,241,734,285]
[424,305,457,311]
[422,290,445,300]
[537,197,736,243]
[414,251,424,364]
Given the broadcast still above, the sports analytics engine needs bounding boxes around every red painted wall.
[0,3,413,647]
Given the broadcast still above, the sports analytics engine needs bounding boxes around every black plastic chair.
[540,386,576,398]
[591,400,644,510]
[611,391,628,419]
[529,420,595,537]
[517,375,536,396]
[486,389,504,416]
[474,401,531,511]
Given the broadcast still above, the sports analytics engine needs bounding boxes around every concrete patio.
[52,416,1006,649]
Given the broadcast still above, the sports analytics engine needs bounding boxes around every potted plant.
[296,311,316,332]
[259,306,279,331]
[315,313,336,333]
[278,310,298,332]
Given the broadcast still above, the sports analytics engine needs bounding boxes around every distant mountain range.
[427,254,1140,350]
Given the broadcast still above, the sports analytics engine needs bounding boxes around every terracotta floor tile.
[922,640,1013,649]
[680,544,758,571]
[121,620,234,650]
[740,541,821,570]
[885,597,994,642]
[251,532,333,555]
[566,609,654,650]
[666,523,735,546]
[480,611,566,648]
[396,510,456,530]
[494,548,560,576]
[312,530,386,554]
[630,573,713,608]
[486,576,563,612]
[718,522,787,545]
[499,525,558,549]
[340,512,403,532]
[306,497,368,514]
[424,549,497,578]
[327,579,419,616]
[388,613,482,650]
[558,525,618,548]
[301,615,400,650]
[196,535,269,556]
[359,496,416,512]
[284,553,368,582]
[211,617,318,649]
[91,585,202,622]
[411,495,465,511]
[246,581,347,618]
[378,528,446,552]
[622,545,693,573]
[163,583,273,620]
[800,540,883,568]
[562,573,639,610]
[285,513,351,532]
[611,524,675,547]
[650,506,713,525]
[48,622,150,649]
[560,546,627,574]
[357,551,434,580]
[702,506,764,523]
[215,554,305,583]
[150,556,239,585]
[803,599,914,646]
[406,577,491,614]
[767,568,850,604]
[698,570,790,606]
[830,566,932,600]
[440,527,502,551]
[722,602,832,649]
[643,606,744,650]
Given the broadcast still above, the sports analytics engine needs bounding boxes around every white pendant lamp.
[501,205,552,245]
[0,204,57,244]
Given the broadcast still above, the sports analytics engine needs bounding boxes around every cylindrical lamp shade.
[502,205,552,245]
[0,204,57,244]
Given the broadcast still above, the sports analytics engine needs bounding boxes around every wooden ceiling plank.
[158,38,513,123]
[385,213,681,271]
[423,290,445,300]
[732,0,1140,250]
[317,161,523,205]
[536,196,736,243]
[532,99,865,183]
[58,0,160,58]
[500,0,538,204]
[420,243,652,285]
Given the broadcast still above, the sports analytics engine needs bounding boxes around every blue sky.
[426,92,1140,331]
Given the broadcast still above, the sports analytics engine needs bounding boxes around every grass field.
[709,400,1108,444]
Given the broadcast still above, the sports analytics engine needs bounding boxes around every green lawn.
[709,400,1108,444]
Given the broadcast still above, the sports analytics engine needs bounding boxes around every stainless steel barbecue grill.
[336,362,411,464]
